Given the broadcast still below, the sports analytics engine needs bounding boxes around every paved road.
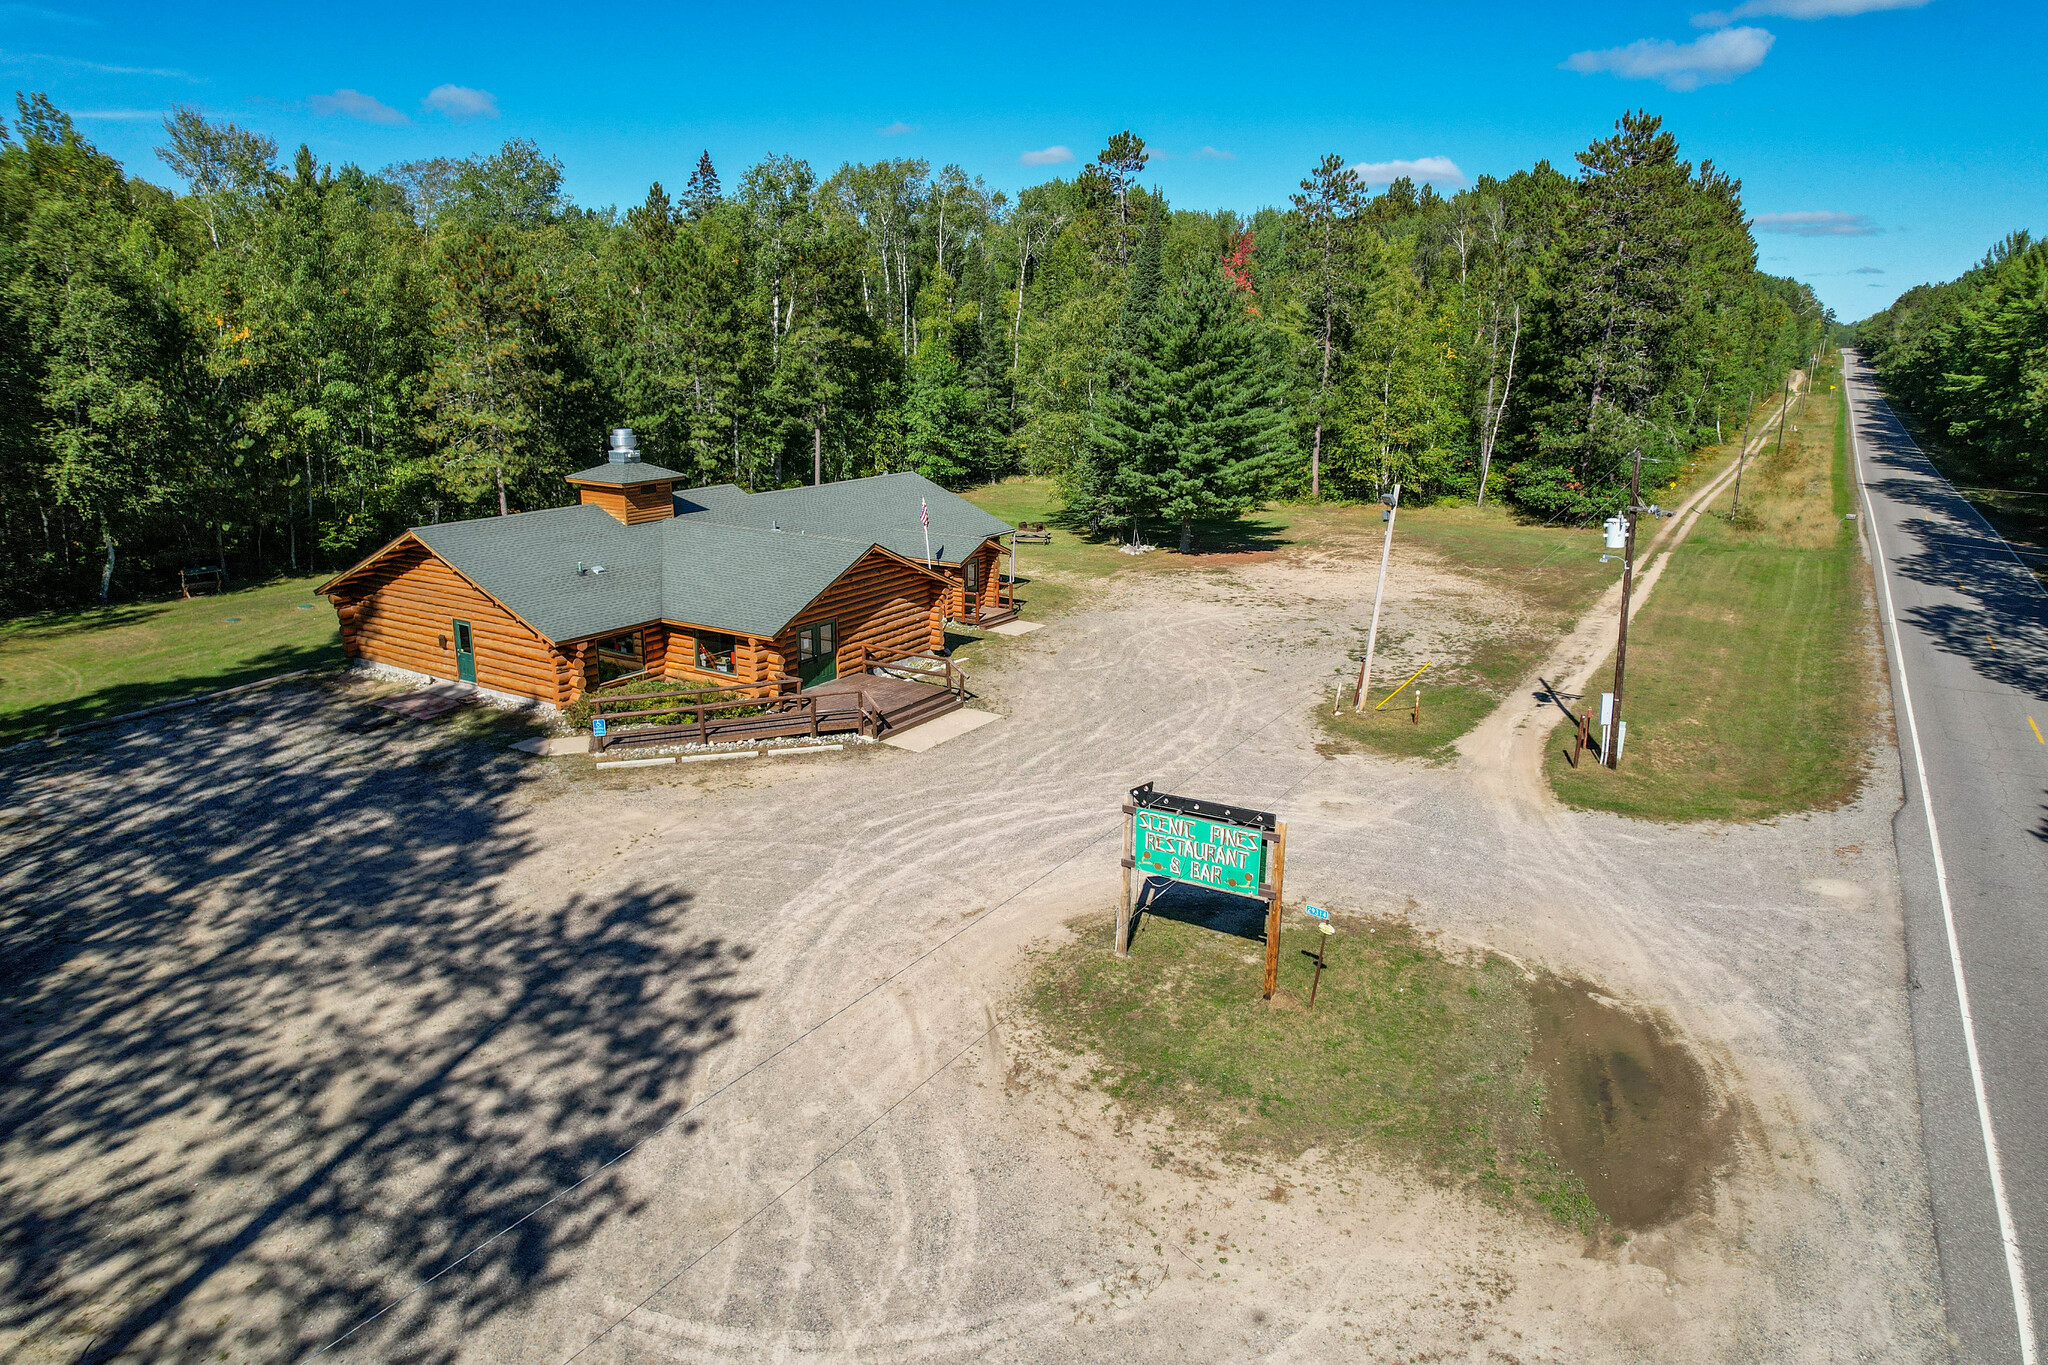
[1846,350,2048,1365]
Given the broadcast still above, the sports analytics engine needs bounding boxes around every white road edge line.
[1850,360,2039,1364]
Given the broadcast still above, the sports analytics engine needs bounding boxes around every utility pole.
[1773,369,1794,464]
[1345,483,1401,712]
[1608,451,1643,769]
[1731,388,1754,516]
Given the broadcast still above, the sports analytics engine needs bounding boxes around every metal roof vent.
[607,428,641,464]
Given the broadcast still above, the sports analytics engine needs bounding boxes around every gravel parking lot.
[0,538,1947,1364]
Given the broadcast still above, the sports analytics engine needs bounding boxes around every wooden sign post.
[1261,821,1288,999]
[1119,782,1287,999]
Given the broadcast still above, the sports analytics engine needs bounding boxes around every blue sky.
[3,0,2040,320]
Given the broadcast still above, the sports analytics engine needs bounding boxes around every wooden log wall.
[770,548,946,676]
[936,539,1001,619]
[330,539,563,703]
[575,481,675,525]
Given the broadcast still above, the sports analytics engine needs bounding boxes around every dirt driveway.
[0,536,1945,1364]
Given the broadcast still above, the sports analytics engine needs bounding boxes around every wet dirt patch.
[1528,978,1740,1230]
[1024,907,1744,1238]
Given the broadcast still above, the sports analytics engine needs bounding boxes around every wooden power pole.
[1608,450,1643,769]
[1344,483,1401,712]
[1731,388,1754,516]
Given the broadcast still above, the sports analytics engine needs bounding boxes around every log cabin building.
[320,430,1015,709]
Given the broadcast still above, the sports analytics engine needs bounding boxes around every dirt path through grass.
[1544,362,1879,820]
[1459,380,1803,815]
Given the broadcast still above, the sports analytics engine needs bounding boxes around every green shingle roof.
[565,459,691,486]
[409,504,882,643]
[341,470,1007,645]
[670,471,1011,565]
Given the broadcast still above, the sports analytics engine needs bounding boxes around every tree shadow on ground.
[0,677,752,1364]
[1861,415,2048,705]
[0,641,347,746]
[1042,503,1287,555]
[1127,878,1270,950]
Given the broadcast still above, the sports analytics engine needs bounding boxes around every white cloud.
[1562,26,1774,91]
[72,107,161,120]
[877,120,917,137]
[1348,155,1465,187]
[1,48,193,78]
[1195,145,1236,161]
[422,84,497,121]
[1020,144,1075,167]
[1852,265,1885,274]
[1753,210,1880,236]
[1693,0,1927,25]
[0,5,98,24]
[309,88,407,125]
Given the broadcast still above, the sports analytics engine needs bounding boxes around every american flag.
[921,498,929,527]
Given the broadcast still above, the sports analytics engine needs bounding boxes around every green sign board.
[1132,807,1266,897]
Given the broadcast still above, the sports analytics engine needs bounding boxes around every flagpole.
[921,497,932,569]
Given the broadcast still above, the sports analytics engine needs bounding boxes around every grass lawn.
[1313,425,1755,763]
[960,477,1339,620]
[0,575,343,745]
[1547,360,1879,820]
[958,477,1633,752]
[1315,504,1632,762]
[1027,903,1732,1233]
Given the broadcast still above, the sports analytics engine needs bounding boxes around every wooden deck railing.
[590,676,809,752]
[587,649,960,751]
[857,650,963,697]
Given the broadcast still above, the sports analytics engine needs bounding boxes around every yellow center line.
[2031,716,2045,745]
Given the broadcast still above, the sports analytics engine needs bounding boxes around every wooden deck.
[589,657,965,753]
[805,671,963,734]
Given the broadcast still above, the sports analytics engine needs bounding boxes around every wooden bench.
[179,566,225,598]
[1013,522,1051,545]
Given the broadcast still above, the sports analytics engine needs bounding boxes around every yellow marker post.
[1373,661,1432,711]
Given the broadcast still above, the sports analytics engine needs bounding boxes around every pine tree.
[1289,154,1364,497]
[1116,199,1165,353]
[1522,111,1692,513]
[1092,263,1289,552]
[1093,130,1148,263]
[682,151,721,219]
[1062,199,1166,536]
[422,225,579,515]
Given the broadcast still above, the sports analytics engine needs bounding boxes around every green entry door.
[796,620,836,687]
[452,619,476,683]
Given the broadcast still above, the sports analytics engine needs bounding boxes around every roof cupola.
[566,425,685,525]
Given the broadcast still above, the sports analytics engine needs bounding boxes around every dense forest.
[1855,231,2048,487]
[0,96,1826,611]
